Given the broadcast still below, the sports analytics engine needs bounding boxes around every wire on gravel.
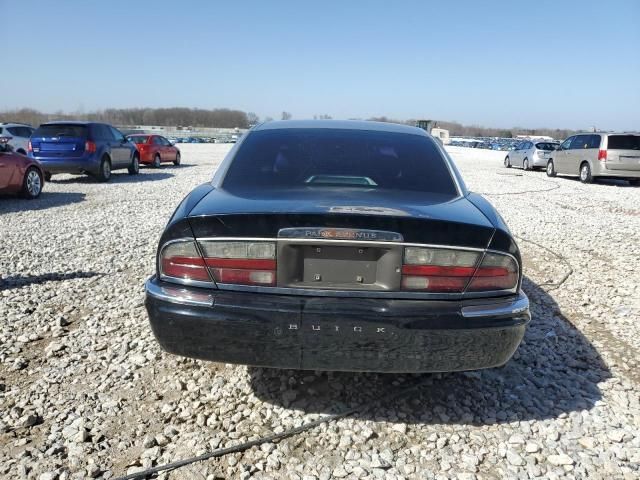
[113,376,433,480]
[115,175,574,480]
[515,234,573,292]
[480,172,560,196]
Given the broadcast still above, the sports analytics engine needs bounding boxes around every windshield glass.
[223,129,458,196]
[608,135,640,150]
[127,136,150,144]
[33,124,87,138]
[536,142,559,151]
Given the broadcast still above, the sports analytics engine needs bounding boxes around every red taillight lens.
[400,247,518,293]
[598,149,607,161]
[199,241,276,286]
[401,247,481,293]
[160,241,211,283]
[160,240,277,286]
[28,140,33,152]
[466,253,518,291]
[85,141,97,153]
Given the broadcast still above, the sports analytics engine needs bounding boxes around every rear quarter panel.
[0,153,28,192]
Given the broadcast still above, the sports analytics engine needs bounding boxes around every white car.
[504,140,559,170]
[0,123,35,155]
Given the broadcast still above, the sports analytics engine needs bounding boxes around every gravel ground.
[1,144,639,480]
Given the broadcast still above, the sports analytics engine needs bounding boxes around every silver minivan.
[546,133,640,185]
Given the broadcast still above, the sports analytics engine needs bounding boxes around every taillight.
[401,247,480,292]
[199,241,276,286]
[160,241,211,283]
[28,140,33,152]
[159,240,276,287]
[85,141,97,153]
[466,252,518,291]
[598,149,607,161]
[401,247,518,293]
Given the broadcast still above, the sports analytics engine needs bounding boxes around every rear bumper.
[139,152,155,164]
[33,154,100,174]
[532,157,548,167]
[144,277,530,373]
[593,164,640,178]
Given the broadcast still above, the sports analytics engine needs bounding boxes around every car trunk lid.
[187,187,494,248]
[183,188,502,294]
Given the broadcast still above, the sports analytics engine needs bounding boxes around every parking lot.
[1,144,639,479]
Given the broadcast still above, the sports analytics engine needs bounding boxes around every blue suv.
[29,122,139,182]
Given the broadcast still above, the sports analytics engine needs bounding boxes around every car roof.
[253,119,428,136]
[574,131,640,136]
[40,121,94,126]
[127,133,152,136]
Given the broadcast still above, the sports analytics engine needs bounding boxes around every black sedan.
[145,120,530,373]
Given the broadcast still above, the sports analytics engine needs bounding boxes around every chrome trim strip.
[461,292,529,318]
[145,277,214,307]
[214,282,516,300]
[159,274,215,289]
[194,236,486,252]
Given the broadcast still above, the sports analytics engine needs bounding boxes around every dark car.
[0,136,44,198]
[145,120,530,373]
[29,121,139,182]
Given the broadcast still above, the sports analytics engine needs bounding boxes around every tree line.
[365,116,577,139]
[0,108,251,129]
[0,108,577,138]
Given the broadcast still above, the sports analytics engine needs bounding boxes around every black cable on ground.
[476,170,573,290]
[115,170,574,480]
[113,376,432,480]
[480,171,561,196]
[514,234,573,292]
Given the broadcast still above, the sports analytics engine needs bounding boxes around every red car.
[126,134,181,168]
[0,137,44,199]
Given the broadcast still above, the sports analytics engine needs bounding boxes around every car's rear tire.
[96,156,112,182]
[504,156,511,168]
[44,172,52,182]
[22,167,43,199]
[579,162,593,184]
[546,160,556,177]
[173,152,181,166]
[153,154,161,168]
[128,154,140,175]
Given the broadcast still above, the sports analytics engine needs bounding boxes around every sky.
[2,0,639,130]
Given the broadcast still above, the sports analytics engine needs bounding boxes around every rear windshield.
[128,136,149,144]
[536,142,559,151]
[33,124,87,138]
[608,135,640,150]
[222,129,458,196]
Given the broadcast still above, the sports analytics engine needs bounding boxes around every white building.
[430,128,450,144]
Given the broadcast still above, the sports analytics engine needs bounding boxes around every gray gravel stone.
[1,144,639,479]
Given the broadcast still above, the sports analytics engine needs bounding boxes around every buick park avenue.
[145,120,530,372]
